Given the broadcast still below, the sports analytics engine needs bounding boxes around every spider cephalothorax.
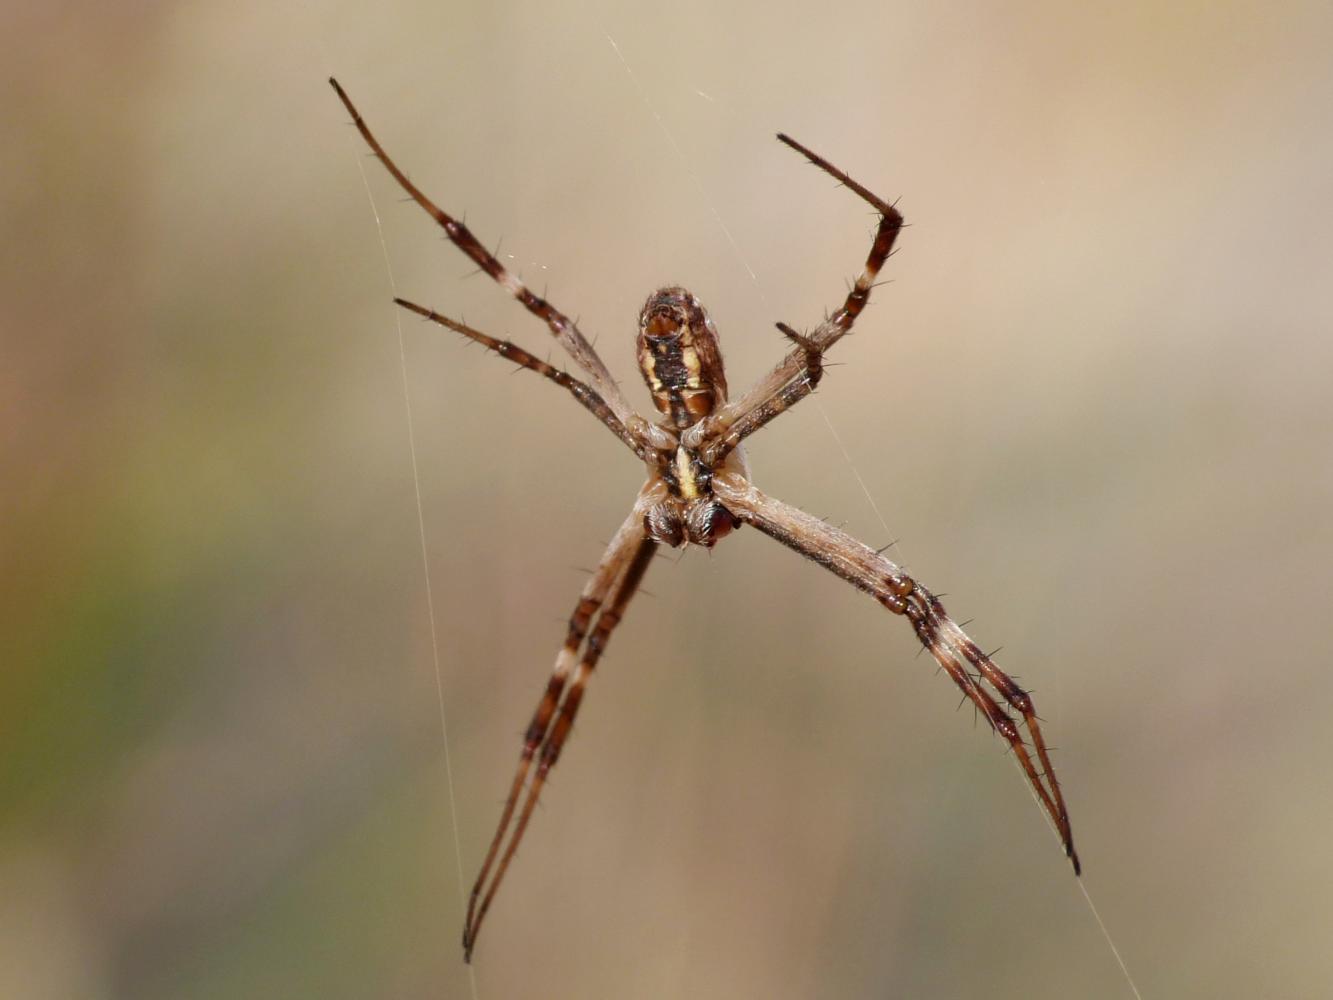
[331,78,1080,964]
[644,446,742,550]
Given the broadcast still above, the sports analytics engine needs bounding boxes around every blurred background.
[5,1,1332,997]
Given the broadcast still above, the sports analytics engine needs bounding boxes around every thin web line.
[327,74,480,1000]
[598,25,1143,999]
[603,31,762,292]
[812,335,1144,996]
[812,340,1141,1000]
[1080,879,1144,1000]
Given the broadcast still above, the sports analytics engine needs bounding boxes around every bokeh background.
[5,1,1332,997]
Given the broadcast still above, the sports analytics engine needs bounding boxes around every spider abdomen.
[637,286,728,429]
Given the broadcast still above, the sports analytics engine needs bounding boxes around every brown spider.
[330,78,1079,962]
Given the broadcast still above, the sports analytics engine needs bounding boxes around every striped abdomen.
[636,286,728,430]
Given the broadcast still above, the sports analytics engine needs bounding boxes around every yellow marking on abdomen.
[641,347,663,392]
[681,343,702,389]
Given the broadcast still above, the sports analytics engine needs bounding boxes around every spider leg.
[688,136,903,465]
[395,298,657,462]
[463,501,658,961]
[712,472,1079,873]
[922,591,1076,864]
[329,78,672,454]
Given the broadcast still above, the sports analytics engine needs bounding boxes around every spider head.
[637,286,728,430]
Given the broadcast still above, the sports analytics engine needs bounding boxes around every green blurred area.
[4,2,1333,997]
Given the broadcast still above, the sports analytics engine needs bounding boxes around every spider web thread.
[313,25,481,1000]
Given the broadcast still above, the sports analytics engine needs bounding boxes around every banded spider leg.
[712,473,1078,870]
[462,499,658,960]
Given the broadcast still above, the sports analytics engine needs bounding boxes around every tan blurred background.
[5,1,1332,997]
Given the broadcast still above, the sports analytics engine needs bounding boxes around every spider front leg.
[395,298,658,462]
[463,499,658,961]
[689,135,903,466]
[329,78,674,455]
[712,472,1079,873]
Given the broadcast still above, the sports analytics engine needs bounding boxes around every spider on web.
[331,78,1079,962]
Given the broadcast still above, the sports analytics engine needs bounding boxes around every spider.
[330,78,1079,961]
